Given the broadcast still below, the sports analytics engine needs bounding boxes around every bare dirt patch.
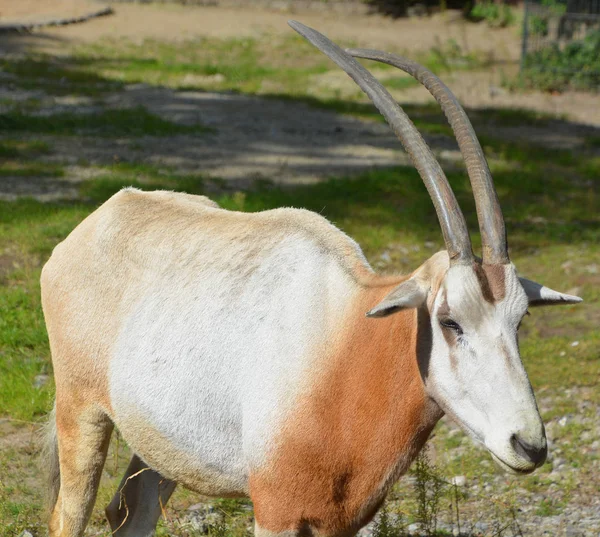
[19,4,520,60]
[0,419,39,452]
[0,0,111,26]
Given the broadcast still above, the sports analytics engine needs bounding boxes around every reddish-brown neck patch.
[250,284,441,537]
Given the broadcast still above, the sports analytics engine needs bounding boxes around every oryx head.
[291,21,582,474]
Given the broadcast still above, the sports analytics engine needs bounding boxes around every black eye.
[439,318,463,335]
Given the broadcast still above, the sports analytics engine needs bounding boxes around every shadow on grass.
[0,46,598,256]
[0,107,211,137]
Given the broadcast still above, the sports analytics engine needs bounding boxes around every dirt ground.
[2,1,520,58]
[0,0,110,24]
[0,1,599,200]
[3,1,600,128]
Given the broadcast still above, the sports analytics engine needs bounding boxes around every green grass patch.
[0,444,44,537]
[71,34,333,96]
[0,33,488,103]
[584,135,600,149]
[0,107,210,137]
[0,140,51,159]
[0,56,123,97]
[78,163,205,202]
[0,162,64,178]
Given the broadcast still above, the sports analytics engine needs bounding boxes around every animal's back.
[41,188,373,495]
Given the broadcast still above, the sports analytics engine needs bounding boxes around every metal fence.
[521,0,600,90]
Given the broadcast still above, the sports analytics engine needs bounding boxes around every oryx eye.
[439,318,463,335]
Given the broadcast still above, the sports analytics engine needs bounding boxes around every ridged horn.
[346,48,509,265]
[288,20,473,265]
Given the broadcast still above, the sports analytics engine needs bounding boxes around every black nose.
[510,433,547,466]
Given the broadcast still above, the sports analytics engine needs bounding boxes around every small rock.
[560,351,566,357]
[571,341,580,347]
[407,523,420,534]
[439,149,463,163]
[33,374,49,389]
[559,416,569,426]
[561,260,573,273]
[182,73,225,86]
[187,502,207,511]
[489,84,507,97]
[20,532,34,537]
[380,251,391,263]
[475,521,489,532]
[451,475,467,487]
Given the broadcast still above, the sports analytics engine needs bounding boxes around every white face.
[425,263,547,473]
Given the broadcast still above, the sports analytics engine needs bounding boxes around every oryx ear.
[366,278,428,318]
[519,277,583,307]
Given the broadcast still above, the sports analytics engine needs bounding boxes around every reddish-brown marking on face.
[250,283,442,537]
[498,338,517,372]
[473,263,506,304]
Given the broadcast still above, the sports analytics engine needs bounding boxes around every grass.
[0,140,51,159]
[0,107,211,137]
[0,23,598,537]
[1,34,486,100]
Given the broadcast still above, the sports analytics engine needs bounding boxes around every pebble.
[407,522,420,534]
[559,416,569,427]
[451,475,467,487]
[33,374,49,388]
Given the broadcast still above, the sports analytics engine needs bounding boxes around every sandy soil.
[0,0,109,23]
[4,1,519,59]
[3,2,599,127]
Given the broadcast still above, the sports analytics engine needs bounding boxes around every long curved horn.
[346,48,508,265]
[288,21,474,266]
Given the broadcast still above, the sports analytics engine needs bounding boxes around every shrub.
[523,29,600,91]
[469,1,516,27]
[529,0,567,37]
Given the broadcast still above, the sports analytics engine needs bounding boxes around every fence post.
[520,0,530,77]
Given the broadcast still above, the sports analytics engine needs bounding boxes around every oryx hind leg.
[106,454,177,537]
[49,400,113,537]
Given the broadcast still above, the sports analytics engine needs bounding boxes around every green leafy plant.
[373,503,407,537]
[523,29,600,91]
[529,0,567,36]
[411,450,447,535]
[470,1,516,27]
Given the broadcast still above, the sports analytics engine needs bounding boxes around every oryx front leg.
[106,454,177,537]
[49,402,113,537]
